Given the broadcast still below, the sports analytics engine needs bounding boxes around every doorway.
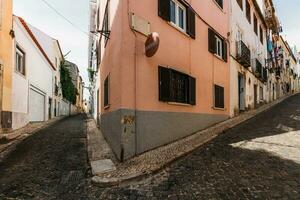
[254,84,258,108]
[48,98,52,119]
[238,74,245,112]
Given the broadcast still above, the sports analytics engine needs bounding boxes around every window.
[104,75,109,107]
[237,0,243,10]
[159,66,196,105]
[170,0,186,31]
[215,36,223,58]
[246,1,251,23]
[158,0,195,38]
[253,14,258,35]
[16,46,25,75]
[208,28,227,62]
[215,0,223,9]
[214,85,225,108]
[259,26,263,44]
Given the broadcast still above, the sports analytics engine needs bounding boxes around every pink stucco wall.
[100,0,230,116]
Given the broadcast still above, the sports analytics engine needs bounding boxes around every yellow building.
[0,0,13,131]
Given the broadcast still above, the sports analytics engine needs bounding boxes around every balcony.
[275,69,281,79]
[262,68,268,82]
[236,41,251,68]
[254,59,263,79]
[265,4,281,33]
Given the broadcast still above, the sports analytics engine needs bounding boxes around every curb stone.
[88,93,299,187]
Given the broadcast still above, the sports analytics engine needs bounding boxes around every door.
[48,98,52,119]
[238,74,245,111]
[58,102,60,116]
[54,99,57,117]
[254,84,258,108]
[29,88,45,122]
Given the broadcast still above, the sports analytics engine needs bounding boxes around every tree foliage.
[60,61,77,105]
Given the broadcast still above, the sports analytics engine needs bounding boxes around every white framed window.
[16,46,25,76]
[170,0,186,31]
[215,36,223,58]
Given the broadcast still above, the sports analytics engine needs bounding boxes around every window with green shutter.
[158,0,196,38]
[159,66,196,105]
[214,84,225,108]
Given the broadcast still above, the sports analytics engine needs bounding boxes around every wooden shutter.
[208,28,216,54]
[104,76,109,107]
[158,0,170,21]
[189,76,196,105]
[222,40,227,62]
[214,85,224,108]
[187,7,196,39]
[158,66,171,102]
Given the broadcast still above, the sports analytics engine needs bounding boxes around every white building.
[229,0,268,117]
[12,16,71,130]
[12,16,55,129]
[28,24,70,118]
[88,0,101,122]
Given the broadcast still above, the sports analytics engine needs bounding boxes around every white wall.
[229,0,268,116]
[12,16,54,129]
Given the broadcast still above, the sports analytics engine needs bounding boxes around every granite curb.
[0,116,68,162]
[87,93,297,187]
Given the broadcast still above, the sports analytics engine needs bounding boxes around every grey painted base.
[101,109,228,160]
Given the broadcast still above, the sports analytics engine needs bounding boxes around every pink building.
[96,0,230,160]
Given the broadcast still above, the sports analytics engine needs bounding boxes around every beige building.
[76,76,84,112]
[0,0,13,132]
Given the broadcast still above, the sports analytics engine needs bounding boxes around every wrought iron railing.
[236,40,251,68]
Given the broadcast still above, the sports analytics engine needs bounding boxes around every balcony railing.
[236,40,251,68]
[262,67,268,82]
[254,59,263,78]
[275,69,281,79]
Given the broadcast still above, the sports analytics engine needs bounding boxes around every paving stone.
[91,159,116,175]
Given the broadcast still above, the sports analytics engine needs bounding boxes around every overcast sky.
[273,0,300,52]
[13,0,90,99]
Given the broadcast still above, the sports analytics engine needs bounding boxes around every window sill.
[167,22,191,39]
[213,53,226,62]
[104,105,110,110]
[14,70,26,79]
[168,102,192,106]
[213,1,225,13]
[212,106,226,111]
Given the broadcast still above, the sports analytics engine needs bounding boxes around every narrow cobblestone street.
[1,95,300,199]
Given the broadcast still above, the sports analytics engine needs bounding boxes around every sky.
[13,0,90,99]
[273,0,300,52]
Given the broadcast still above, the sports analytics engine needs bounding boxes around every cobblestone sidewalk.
[87,93,298,186]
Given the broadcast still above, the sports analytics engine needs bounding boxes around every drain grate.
[60,170,84,185]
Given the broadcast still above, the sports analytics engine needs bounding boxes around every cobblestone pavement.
[0,115,93,200]
[96,94,300,199]
[1,94,300,200]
